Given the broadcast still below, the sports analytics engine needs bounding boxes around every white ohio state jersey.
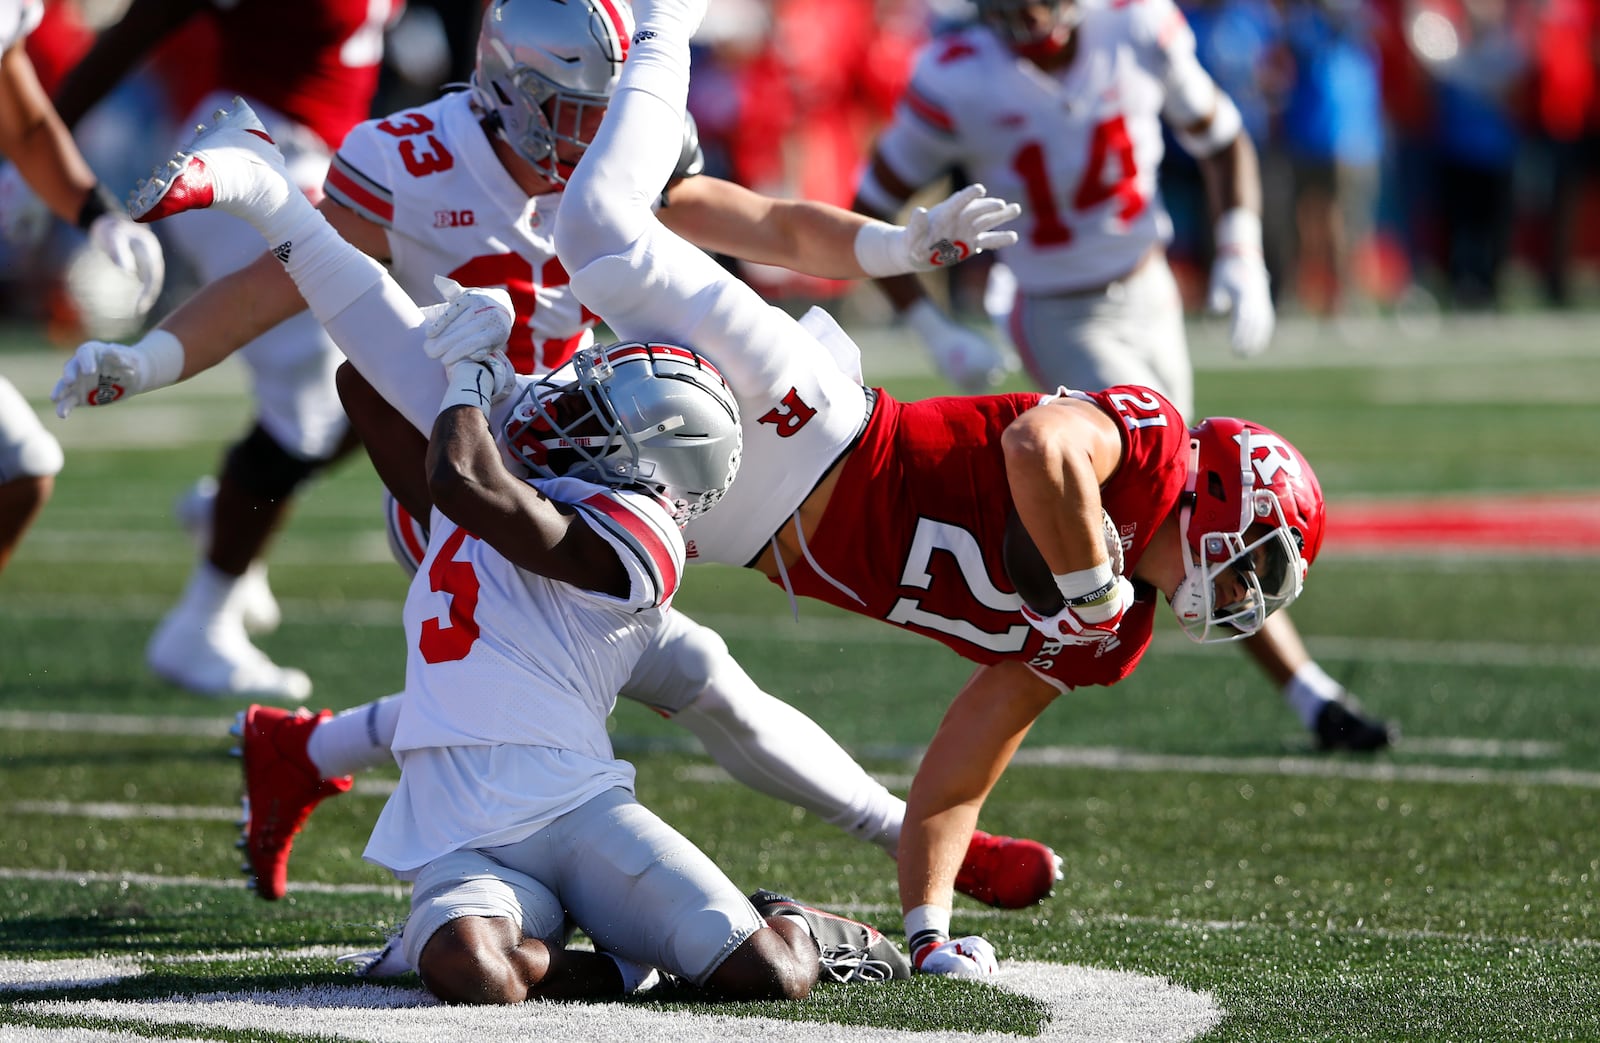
[393,475,684,758]
[0,0,42,51]
[326,90,596,375]
[874,0,1213,294]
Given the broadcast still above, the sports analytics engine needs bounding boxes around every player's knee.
[416,917,532,1005]
[223,423,329,502]
[706,923,816,1001]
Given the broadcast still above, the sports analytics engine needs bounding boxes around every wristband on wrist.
[439,361,497,415]
[853,220,906,278]
[75,184,122,231]
[135,329,186,390]
[1053,561,1116,608]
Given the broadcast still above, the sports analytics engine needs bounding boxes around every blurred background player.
[50,0,401,701]
[0,0,162,577]
[853,0,1393,752]
[53,0,1056,912]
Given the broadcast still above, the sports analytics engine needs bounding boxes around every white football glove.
[440,351,516,415]
[904,299,1012,394]
[1207,209,1275,358]
[0,163,52,247]
[422,275,515,368]
[913,936,999,978]
[1021,575,1136,645]
[86,214,166,317]
[901,183,1020,271]
[854,183,1020,278]
[51,331,184,419]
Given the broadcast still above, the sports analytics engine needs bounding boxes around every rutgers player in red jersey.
[51,0,399,702]
[96,0,1330,974]
[854,0,1393,752]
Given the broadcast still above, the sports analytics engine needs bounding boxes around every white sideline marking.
[0,867,404,899]
[7,801,238,822]
[13,963,1221,1043]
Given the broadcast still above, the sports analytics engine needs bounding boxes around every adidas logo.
[272,241,292,263]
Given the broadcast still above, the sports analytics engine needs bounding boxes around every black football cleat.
[1314,699,1395,753]
[749,889,911,983]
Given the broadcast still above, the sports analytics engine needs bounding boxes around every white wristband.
[438,361,497,416]
[854,220,908,278]
[136,328,185,390]
[1214,208,1263,257]
[1053,561,1117,607]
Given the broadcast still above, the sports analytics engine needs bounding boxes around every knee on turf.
[705,921,816,1001]
[416,916,531,1005]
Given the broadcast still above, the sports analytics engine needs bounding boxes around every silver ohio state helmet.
[504,343,743,526]
[471,0,634,181]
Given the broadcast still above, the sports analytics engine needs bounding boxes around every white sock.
[173,560,244,621]
[306,694,401,778]
[1284,661,1344,728]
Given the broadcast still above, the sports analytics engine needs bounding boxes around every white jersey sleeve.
[863,31,984,195]
[555,8,870,567]
[0,0,42,51]
[1126,0,1220,129]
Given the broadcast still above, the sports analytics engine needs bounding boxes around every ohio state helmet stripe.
[577,492,680,605]
[594,0,630,62]
[325,155,394,227]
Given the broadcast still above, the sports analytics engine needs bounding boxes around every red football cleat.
[954,830,1062,909]
[234,704,352,900]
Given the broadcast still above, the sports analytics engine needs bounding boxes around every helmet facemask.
[471,0,631,184]
[1171,429,1310,643]
[503,344,742,527]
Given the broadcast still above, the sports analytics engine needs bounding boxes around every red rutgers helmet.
[1170,417,1325,643]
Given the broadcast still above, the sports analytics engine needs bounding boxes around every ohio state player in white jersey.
[51,0,400,703]
[854,0,1393,753]
[51,0,1048,913]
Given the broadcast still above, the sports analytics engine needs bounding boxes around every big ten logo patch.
[434,209,476,228]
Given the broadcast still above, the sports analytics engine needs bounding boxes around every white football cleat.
[147,607,310,703]
[129,97,294,226]
[175,477,282,635]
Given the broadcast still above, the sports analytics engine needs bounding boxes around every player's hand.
[422,275,514,368]
[86,214,166,317]
[901,183,1020,271]
[0,163,52,248]
[1021,575,1135,644]
[1208,210,1275,357]
[912,936,999,978]
[52,340,158,418]
[904,299,1012,394]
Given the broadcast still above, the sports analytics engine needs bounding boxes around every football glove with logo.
[1020,575,1136,644]
[854,182,1020,278]
[52,330,184,418]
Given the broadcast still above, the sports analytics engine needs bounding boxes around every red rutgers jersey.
[782,385,1190,690]
[209,0,395,150]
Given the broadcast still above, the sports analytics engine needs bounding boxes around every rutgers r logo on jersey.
[433,209,475,228]
[757,388,817,437]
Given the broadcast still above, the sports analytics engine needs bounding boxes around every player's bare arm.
[1001,398,1124,576]
[660,175,871,280]
[899,660,1060,906]
[0,39,101,223]
[427,404,628,597]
